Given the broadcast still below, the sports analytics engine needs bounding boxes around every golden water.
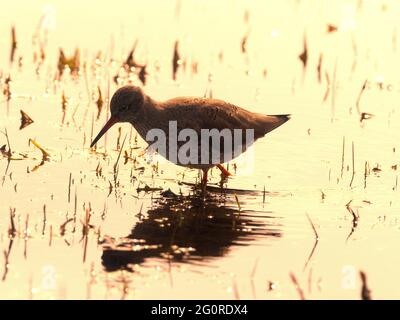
[1,0,400,299]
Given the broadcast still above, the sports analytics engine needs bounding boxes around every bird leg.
[201,168,209,194]
[217,164,232,177]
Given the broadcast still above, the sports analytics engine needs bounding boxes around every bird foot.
[217,164,232,177]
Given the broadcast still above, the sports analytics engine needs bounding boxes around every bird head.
[90,85,145,147]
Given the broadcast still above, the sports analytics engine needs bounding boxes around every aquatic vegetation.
[19,110,34,130]
[0,0,399,300]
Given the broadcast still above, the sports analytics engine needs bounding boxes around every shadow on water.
[101,192,282,272]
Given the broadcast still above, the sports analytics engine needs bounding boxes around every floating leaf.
[19,110,34,130]
[326,24,338,33]
[360,112,374,123]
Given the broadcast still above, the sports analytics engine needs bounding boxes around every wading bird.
[91,85,290,191]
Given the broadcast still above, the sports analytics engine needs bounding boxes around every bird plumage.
[158,96,290,140]
[91,85,291,190]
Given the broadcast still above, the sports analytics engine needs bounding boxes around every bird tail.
[262,114,291,135]
[270,114,291,122]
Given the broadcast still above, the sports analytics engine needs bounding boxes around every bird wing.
[160,97,290,140]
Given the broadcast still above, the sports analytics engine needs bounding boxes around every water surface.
[1,0,400,299]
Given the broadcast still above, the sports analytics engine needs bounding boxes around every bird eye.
[120,105,128,111]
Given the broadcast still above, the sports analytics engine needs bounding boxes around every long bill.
[90,117,118,147]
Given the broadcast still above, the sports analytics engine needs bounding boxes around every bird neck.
[130,94,162,140]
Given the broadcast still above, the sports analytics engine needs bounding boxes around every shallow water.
[1,0,400,299]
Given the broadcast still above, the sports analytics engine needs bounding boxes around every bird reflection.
[101,193,281,272]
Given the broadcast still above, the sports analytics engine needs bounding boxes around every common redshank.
[91,85,290,190]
